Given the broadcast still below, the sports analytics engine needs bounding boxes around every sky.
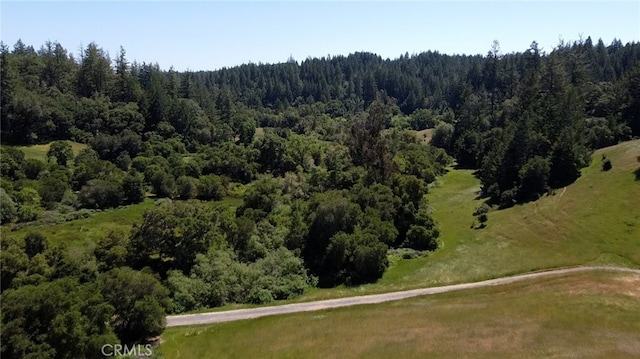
[2,1,639,71]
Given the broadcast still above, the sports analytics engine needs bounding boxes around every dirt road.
[166,266,640,327]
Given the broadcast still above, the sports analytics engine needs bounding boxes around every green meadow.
[14,141,88,162]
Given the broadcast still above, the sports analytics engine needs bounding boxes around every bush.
[22,158,45,179]
[404,225,438,251]
[248,288,273,304]
[150,170,176,198]
[0,188,17,223]
[197,174,226,201]
[121,172,145,204]
[388,248,423,259]
[78,178,124,209]
[473,203,491,216]
[177,176,199,199]
[499,188,518,208]
[431,122,454,150]
[602,157,612,171]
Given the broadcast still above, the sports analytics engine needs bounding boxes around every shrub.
[431,122,454,150]
[248,288,273,304]
[176,176,199,199]
[78,179,124,209]
[473,203,491,216]
[602,158,612,171]
[197,174,226,201]
[0,188,17,223]
[22,158,45,179]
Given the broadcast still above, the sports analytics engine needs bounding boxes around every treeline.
[439,40,640,205]
[3,37,638,146]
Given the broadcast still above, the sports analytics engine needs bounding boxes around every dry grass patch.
[414,128,434,143]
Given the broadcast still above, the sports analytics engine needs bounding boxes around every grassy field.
[14,141,88,162]
[414,128,434,143]
[159,270,640,358]
[1,196,243,249]
[254,127,266,140]
[1,199,156,249]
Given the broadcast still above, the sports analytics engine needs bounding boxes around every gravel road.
[166,266,640,327]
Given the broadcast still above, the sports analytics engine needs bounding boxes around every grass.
[414,128,434,143]
[254,127,266,140]
[0,196,244,249]
[158,270,640,358]
[1,199,156,249]
[14,141,88,162]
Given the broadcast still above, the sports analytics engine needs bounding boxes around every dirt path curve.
[166,266,640,327]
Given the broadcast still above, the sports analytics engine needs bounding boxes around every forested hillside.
[1,36,639,358]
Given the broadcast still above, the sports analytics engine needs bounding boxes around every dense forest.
[1,36,639,358]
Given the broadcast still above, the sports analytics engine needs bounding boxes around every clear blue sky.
[2,1,639,71]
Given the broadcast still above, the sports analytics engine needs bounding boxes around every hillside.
[406,138,640,283]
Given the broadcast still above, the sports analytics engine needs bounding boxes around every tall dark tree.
[349,100,392,183]
[77,42,112,97]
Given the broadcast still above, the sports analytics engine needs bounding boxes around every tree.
[349,100,392,183]
[176,175,198,199]
[22,158,45,179]
[128,202,225,273]
[15,187,43,222]
[0,188,17,223]
[302,190,362,281]
[121,171,145,204]
[99,267,170,344]
[78,178,124,209]
[196,174,225,201]
[621,64,640,136]
[402,208,439,251]
[1,279,118,359]
[518,156,551,199]
[325,229,388,284]
[0,236,29,290]
[110,46,143,103]
[236,176,280,218]
[0,146,25,180]
[431,122,454,150]
[77,42,112,97]
[409,108,438,130]
[46,141,73,166]
[24,231,49,258]
[95,230,129,272]
[549,128,591,188]
[38,170,71,209]
[149,169,176,198]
